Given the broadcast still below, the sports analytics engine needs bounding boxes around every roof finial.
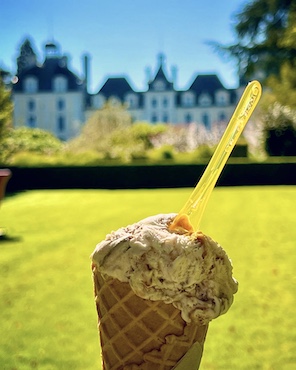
[157,52,165,67]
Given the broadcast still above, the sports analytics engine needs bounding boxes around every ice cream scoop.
[92,213,238,326]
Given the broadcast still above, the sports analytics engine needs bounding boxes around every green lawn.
[0,186,295,370]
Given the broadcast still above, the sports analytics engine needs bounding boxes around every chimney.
[171,65,178,86]
[83,53,90,92]
[145,66,152,83]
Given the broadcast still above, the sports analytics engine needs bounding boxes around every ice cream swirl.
[92,213,238,324]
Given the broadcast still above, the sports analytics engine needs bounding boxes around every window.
[24,77,38,93]
[28,99,35,111]
[57,116,65,131]
[153,79,165,91]
[151,98,157,108]
[163,114,168,123]
[53,76,67,92]
[109,96,120,105]
[163,97,168,107]
[28,115,36,128]
[202,113,210,129]
[216,91,229,106]
[185,113,192,123]
[199,93,212,106]
[219,112,226,122]
[57,98,65,111]
[125,93,138,108]
[151,114,158,123]
[182,92,195,107]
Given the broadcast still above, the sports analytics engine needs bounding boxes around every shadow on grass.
[4,191,26,198]
[0,231,22,243]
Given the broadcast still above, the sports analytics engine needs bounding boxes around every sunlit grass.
[0,186,295,369]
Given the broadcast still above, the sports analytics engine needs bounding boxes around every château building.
[12,40,242,141]
[12,42,87,140]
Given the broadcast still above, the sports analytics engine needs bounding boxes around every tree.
[209,0,296,156]
[17,38,38,75]
[0,76,13,140]
[67,100,133,153]
[211,0,296,83]
[0,67,11,87]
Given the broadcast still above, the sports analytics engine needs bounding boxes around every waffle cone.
[93,265,208,370]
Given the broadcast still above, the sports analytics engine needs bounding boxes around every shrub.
[0,77,12,139]
[197,145,215,159]
[67,117,169,163]
[262,102,296,156]
[8,150,104,167]
[148,145,176,161]
[0,127,63,164]
[130,122,168,149]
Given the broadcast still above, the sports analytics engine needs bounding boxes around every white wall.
[13,91,85,140]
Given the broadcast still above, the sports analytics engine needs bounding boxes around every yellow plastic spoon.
[170,80,262,233]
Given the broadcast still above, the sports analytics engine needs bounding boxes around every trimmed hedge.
[5,162,296,193]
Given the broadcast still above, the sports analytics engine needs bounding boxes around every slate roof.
[189,74,224,96]
[98,77,135,99]
[97,76,145,107]
[186,74,238,105]
[13,57,83,92]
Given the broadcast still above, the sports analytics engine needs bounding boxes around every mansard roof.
[97,76,135,99]
[189,74,224,95]
[187,74,238,104]
[13,57,83,92]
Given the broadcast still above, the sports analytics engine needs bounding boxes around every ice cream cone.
[93,264,208,370]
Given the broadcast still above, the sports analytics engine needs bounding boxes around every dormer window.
[153,79,165,91]
[199,93,212,106]
[216,90,229,106]
[24,77,38,93]
[182,92,195,107]
[109,96,121,105]
[53,76,67,92]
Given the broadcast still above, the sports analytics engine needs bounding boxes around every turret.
[44,41,60,59]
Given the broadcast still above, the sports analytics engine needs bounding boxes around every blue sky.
[1,0,245,93]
